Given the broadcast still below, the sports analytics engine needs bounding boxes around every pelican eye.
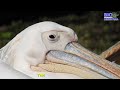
[49,35,56,39]
[48,34,59,42]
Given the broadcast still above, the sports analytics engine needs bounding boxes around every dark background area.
[0,10,87,25]
[0,0,118,25]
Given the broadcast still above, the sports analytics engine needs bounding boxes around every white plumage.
[0,21,80,79]
[0,60,31,79]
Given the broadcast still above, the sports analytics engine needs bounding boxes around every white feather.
[0,21,79,79]
[0,60,31,79]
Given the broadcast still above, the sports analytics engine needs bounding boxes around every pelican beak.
[46,42,120,79]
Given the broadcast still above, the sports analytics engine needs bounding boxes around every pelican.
[0,21,120,79]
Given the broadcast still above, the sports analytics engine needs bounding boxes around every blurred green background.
[0,11,120,54]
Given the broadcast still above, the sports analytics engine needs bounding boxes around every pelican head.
[1,21,120,79]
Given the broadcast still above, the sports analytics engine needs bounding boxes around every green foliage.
[0,11,120,54]
[0,32,12,39]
